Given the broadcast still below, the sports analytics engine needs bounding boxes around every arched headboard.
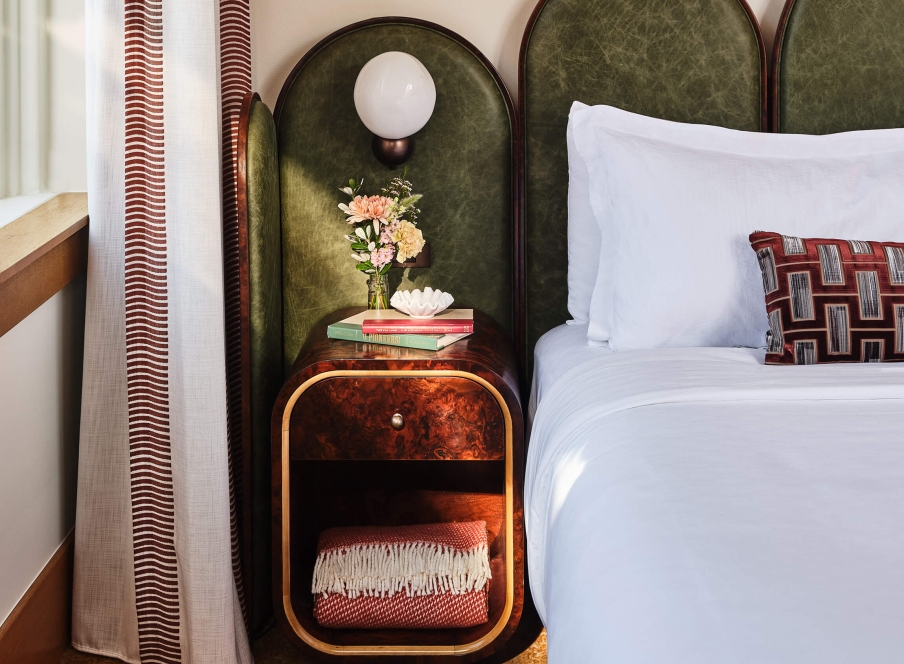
[773,0,904,134]
[520,0,767,373]
[275,18,517,373]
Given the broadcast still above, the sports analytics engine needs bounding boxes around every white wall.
[0,279,85,625]
[0,0,85,627]
[251,0,786,111]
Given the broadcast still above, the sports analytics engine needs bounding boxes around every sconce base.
[372,135,414,169]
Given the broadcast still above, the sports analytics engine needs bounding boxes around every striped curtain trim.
[220,0,252,624]
[124,0,182,662]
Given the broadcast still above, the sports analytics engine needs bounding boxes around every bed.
[521,0,904,661]
[528,332,904,661]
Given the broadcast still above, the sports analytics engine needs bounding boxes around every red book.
[362,309,474,334]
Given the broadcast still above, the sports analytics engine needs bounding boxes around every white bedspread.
[527,327,904,663]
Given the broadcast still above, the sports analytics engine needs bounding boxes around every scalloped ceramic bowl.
[390,287,454,319]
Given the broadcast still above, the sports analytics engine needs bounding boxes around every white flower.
[354,227,366,240]
[339,186,355,196]
[351,253,368,262]
[368,242,376,251]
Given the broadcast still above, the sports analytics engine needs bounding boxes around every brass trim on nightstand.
[280,369,515,656]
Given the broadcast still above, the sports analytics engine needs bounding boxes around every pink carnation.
[380,220,401,245]
[370,245,395,269]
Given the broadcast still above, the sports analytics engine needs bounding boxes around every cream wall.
[0,280,86,625]
[251,0,786,111]
[0,0,86,626]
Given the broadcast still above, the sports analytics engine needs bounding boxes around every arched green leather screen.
[775,0,904,134]
[521,0,765,373]
[276,20,516,372]
[239,95,282,636]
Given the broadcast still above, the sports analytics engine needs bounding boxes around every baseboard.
[0,531,74,664]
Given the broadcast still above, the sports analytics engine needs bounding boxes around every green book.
[327,311,471,351]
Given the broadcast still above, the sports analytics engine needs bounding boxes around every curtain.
[0,0,49,197]
[74,0,252,662]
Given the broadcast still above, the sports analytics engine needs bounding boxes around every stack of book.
[327,309,474,351]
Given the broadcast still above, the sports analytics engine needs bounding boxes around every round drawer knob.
[390,413,405,430]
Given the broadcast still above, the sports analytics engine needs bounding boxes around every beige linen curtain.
[74,0,252,661]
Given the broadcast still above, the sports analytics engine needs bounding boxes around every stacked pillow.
[566,103,904,354]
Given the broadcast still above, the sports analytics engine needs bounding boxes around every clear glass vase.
[367,274,388,310]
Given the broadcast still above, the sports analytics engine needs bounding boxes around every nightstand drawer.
[289,375,505,460]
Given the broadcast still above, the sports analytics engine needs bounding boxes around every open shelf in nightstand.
[288,460,507,649]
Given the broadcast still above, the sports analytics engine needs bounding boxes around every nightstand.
[271,307,531,662]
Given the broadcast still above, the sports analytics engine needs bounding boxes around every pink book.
[362,308,474,334]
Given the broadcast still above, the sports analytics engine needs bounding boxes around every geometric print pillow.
[750,231,904,365]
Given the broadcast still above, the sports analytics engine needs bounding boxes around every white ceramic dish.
[390,287,454,319]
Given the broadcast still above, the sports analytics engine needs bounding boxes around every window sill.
[0,193,88,337]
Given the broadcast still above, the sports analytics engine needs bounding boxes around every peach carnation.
[340,195,394,224]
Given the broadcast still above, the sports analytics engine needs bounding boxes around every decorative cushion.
[312,521,491,629]
[750,231,904,364]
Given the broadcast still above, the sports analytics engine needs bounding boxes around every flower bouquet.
[338,172,426,309]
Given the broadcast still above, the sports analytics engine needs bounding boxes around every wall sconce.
[354,52,436,169]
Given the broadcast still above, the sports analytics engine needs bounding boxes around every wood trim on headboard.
[272,16,525,371]
[742,0,770,133]
[235,89,258,635]
[770,0,798,133]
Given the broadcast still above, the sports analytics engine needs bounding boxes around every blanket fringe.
[312,541,491,598]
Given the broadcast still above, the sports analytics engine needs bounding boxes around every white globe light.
[354,52,436,140]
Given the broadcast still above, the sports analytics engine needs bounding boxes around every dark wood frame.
[272,16,525,373]
[236,90,261,634]
[770,0,798,133]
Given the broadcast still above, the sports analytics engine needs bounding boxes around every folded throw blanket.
[312,521,491,629]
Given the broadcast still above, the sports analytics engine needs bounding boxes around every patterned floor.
[59,628,547,663]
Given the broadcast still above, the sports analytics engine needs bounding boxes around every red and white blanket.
[312,521,491,629]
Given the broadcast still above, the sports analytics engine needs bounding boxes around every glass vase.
[367,273,389,310]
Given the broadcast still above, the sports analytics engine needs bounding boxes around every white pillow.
[572,104,904,351]
[566,102,604,326]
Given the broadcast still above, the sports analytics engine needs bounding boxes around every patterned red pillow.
[750,231,904,364]
[312,521,491,629]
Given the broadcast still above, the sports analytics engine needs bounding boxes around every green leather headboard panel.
[775,0,904,134]
[521,0,766,373]
[275,19,515,372]
[238,94,282,635]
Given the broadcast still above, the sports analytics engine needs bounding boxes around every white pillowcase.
[572,104,904,352]
[565,103,602,325]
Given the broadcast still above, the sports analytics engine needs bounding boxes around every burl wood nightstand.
[271,307,533,662]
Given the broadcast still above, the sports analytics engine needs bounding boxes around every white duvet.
[527,325,904,663]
